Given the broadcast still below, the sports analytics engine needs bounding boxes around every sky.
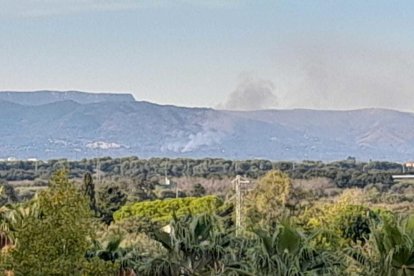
[1,0,414,111]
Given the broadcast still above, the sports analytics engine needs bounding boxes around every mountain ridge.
[0,91,413,162]
[0,90,135,106]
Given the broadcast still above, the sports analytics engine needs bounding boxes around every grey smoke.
[273,36,414,111]
[162,129,223,153]
[220,76,279,111]
[162,111,231,153]
[181,130,221,152]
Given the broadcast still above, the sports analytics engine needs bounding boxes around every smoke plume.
[273,36,414,111]
[161,110,232,153]
[220,75,278,111]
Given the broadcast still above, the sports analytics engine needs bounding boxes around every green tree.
[0,182,18,206]
[245,170,292,226]
[8,170,95,275]
[83,172,98,215]
[189,183,206,197]
[97,184,127,225]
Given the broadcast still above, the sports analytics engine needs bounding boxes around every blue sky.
[1,1,414,110]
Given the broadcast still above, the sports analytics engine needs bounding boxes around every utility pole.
[232,175,250,236]
[96,157,101,185]
[175,183,179,198]
[35,160,38,174]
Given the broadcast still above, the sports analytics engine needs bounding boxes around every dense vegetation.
[0,156,398,187]
[113,195,223,222]
[0,157,412,275]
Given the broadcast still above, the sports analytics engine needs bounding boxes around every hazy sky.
[1,0,414,110]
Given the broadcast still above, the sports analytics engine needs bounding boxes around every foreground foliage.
[251,223,342,275]
[0,169,412,275]
[0,171,116,275]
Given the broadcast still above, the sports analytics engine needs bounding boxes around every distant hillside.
[0,91,413,161]
[0,91,135,105]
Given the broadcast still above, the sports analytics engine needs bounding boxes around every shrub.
[113,195,223,223]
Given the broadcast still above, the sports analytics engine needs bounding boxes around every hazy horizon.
[2,89,414,113]
[1,1,414,111]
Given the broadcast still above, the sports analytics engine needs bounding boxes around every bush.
[113,195,223,223]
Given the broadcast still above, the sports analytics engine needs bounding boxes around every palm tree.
[348,217,414,276]
[250,222,342,275]
[0,206,13,249]
[136,213,251,275]
[0,202,39,249]
[86,233,137,275]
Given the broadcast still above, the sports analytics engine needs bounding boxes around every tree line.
[0,156,399,188]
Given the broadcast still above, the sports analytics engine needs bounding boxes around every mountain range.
[0,91,413,162]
